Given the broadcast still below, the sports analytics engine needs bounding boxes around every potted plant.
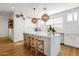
[51,27,56,34]
[47,25,56,35]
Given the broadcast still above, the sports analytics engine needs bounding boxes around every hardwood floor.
[59,44,79,56]
[0,37,79,56]
[0,37,34,56]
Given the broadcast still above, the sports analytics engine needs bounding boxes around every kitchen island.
[24,30,61,56]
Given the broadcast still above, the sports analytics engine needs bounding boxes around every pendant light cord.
[33,8,36,18]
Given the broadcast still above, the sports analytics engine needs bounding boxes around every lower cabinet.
[60,33,64,43]
[64,34,79,48]
[50,34,61,56]
[38,34,61,56]
[42,37,50,56]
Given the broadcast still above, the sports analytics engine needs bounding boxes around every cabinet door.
[64,34,74,46]
[73,35,79,48]
[50,34,61,56]
[41,37,50,56]
[64,34,79,48]
[60,34,64,43]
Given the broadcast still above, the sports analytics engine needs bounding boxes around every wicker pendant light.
[32,18,37,24]
[41,13,49,22]
[41,5,49,22]
[32,8,37,24]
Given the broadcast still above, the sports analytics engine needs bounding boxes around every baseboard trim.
[13,40,24,44]
[15,40,24,43]
[61,43,64,45]
[63,43,79,48]
[0,37,9,39]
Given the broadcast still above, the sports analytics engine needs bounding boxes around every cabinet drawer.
[64,34,79,48]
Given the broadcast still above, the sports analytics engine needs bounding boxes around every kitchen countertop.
[24,30,60,38]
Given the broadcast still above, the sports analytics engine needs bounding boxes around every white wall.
[14,15,37,42]
[14,12,25,42]
[0,16,8,37]
[13,8,38,42]
[24,18,37,31]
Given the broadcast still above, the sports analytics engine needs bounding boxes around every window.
[46,17,63,32]
[54,23,63,28]
[46,17,63,25]
[67,11,78,22]
[67,13,73,22]
[74,11,77,21]
[53,17,63,24]
[46,19,53,25]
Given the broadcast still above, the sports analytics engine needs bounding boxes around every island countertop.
[23,30,60,38]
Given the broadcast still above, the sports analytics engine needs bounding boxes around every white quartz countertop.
[24,30,60,37]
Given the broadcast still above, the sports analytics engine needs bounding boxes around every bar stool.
[36,39,44,55]
[24,34,33,49]
[24,34,28,47]
[31,36,44,56]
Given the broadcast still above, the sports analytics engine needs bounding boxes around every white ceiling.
[0,3,79,18]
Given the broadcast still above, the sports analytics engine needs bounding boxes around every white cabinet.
[73,35,79,48]
[41,37,50,56]
[50,34,61,56]
[60,34,64,43]
[64,34,79,48]
[64,34,74,46]
[35,34,61,56]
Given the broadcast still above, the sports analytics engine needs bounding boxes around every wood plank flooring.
[59,44,79,56]
[0,37,34,56]
[0,37,79,56]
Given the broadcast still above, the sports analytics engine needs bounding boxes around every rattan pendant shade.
[41,13,49,22]
[31,8,37,24]
[41,5,49,22]
[31,18,37,24]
